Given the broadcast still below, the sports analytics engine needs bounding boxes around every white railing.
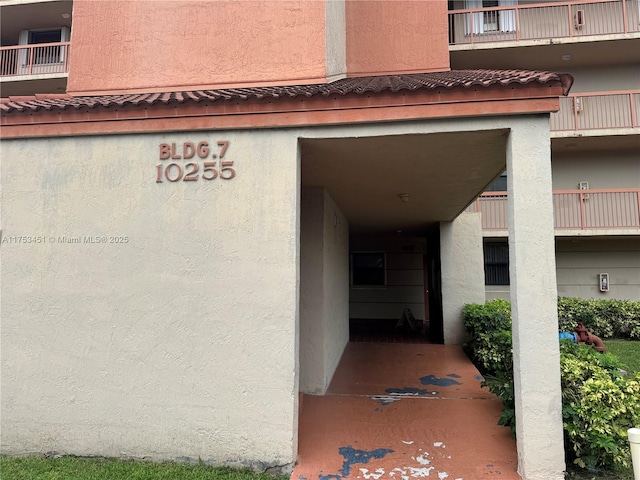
[0,42,71,77]
[468,189,640,230]
[449,0,640,45]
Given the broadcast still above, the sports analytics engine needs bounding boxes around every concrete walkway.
[293,343,520,480]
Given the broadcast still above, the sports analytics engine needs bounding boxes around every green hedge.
[557,297,640,339]
[462,298,640,472]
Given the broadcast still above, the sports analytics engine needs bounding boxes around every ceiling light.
[561,54,571,61]
[398,193,410,203]
[62,13,71,18]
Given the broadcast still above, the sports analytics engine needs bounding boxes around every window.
[466,0,517,34]
[351,252,386,287]
[29,30,62,64]
[485,173,507,192]
[484,241,510,285]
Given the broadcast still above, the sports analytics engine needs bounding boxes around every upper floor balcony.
[468,188,640,236]
[449,0,640,48]
[551,89,640,137]
[0,0,72,96]
[1,41,70,78]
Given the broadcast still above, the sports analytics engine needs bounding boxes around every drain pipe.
[630,428,640,480]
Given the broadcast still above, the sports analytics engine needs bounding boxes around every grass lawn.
[0,456,289,480]
[604,339,640,375]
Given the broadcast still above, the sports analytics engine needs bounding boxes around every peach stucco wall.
[346,1,450,76]
[67,0,330,94]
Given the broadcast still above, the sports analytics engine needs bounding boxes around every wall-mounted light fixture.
[599,273,609,292]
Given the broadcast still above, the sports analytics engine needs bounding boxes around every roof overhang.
[1,70,573,139]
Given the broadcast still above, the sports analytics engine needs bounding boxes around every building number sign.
[156,141,235,183]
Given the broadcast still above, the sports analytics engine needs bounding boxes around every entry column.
[506,117,565,480]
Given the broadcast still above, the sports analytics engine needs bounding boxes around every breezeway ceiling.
[301,129,509,234]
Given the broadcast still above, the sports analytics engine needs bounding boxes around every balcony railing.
[551,90,640,131]
[449,0,640,46]
[468,189,640,230]
[0,42,71,78]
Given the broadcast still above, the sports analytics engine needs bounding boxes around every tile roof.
[0,69,572,114]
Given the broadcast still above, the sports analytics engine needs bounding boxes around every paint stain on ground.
[475,375,485,381]
[372,396,402,406]
[318,475,341,480]
[338,446,394,477]
[446,373,461,378]
[419,375,462,387]
[385,387,437,396]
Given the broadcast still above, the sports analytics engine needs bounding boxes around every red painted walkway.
[293,343,520,480]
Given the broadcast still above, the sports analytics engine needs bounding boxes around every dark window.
[484,241,510,285]
[29,30,62,64]
[485,173,507,192]
[351,252,385,287]
[29,30,62,45]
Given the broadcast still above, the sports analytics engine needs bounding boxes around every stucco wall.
[345,0,450,76]
[1,131,300,467]
[325,0,347,80]
[321,191,350,390]
[565,65,640,93]
[299,187,349,394]
[67,0,329,94]
[556,237,640,301]
[349,235,427,321]
[440,213,485,345]
[551,149,640,190]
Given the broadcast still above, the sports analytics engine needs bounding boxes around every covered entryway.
[294,343,520,480]
[301,129,508,348]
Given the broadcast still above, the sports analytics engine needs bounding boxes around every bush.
[463,298,640,472]
[557,297,640,339]
[561,341,640,471]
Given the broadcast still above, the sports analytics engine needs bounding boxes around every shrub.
[463,298,640,472]
[557,297,640,339]
[560,341,640,471]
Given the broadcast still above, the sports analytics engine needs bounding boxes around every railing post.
[28,45,34,75]
[622,0,629,33]
[573,96,580,130]
[637,190,640,228]
[630,92,638,127]
[515,6,521,41]
[579,191,587,230]
[567,4,573,38]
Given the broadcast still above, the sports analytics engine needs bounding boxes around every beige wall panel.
[555,250,640,268]
[350,235,426,253]
[321,190,350,392]
[566,65,640,93]
[558,285,640,301]
[350,286,425,304]
[386,253,424,270]
[1,131,300,466]
[440,212,485,345]
[552,150,640,190]
[386,269,425,286]
[349,303,425,321]
[300,187,327,394]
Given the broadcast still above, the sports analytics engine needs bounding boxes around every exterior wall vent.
[574,9,585,28]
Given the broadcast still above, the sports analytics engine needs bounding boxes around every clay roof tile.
[0,69,573,114]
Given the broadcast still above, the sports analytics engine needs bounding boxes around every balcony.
[468,189,640,235]
[449,0,640,47]
[1,42,70,78]
[551,90,640,135]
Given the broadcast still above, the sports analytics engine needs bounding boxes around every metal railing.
[468,189,640,230]
[0,42,71,77]
[551,90,640,131]
[449,0,640,45]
